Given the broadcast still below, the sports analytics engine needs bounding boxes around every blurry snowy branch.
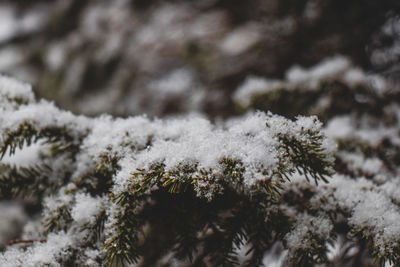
[0,0,399,118]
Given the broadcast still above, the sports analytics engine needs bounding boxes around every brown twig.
[7,239,47,246]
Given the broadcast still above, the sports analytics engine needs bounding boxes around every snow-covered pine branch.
[0,75,337,266]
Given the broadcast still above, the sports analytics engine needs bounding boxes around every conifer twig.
[7,239,47,246]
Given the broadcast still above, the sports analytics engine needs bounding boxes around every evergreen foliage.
[0,76,340,266]
[2,55,400,266]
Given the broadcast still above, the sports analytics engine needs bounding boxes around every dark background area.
[0,0,399,118]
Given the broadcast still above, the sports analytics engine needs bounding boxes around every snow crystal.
[71,193,104,224]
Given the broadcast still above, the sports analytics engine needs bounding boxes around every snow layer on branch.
[0,74,34,111]
[325,110,400,147]
[43,191,74,216]
[219,23,261,55]
[286,56,351,87]
[0,75,92,141]
[80,111,334,192]
[1,141,43,167]
[0,76,336,265]
[305,174,400,255]
[0,232,74,267]
[0,76,335,192]
[285,213,333,251]
[71,193,105,224]
[234,56,388,108]
[338,152,384,176]
[234,76,283,107]
[1,100,91,135]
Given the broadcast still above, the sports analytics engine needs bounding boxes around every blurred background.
[0,0,400,120]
